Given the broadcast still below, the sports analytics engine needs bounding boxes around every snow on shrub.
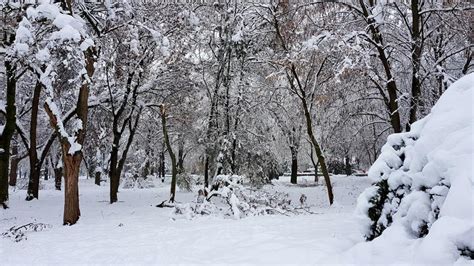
[122,173,155,189]
[176,173,195,192]
[355,74,474,258]
[173,175,308,219]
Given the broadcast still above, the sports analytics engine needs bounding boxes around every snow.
[52,13,84,32]
[12,19,33,57]
[231,30,243,42]
[35,48,50,62]
[1,175,370,264]
[27,3,60,21]
[351,73,474,264]
[50,24,82,42]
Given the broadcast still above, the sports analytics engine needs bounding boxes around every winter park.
[0,0,473,265]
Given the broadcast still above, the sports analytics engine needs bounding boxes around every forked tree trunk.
[301,97,333,205]
[44,47,95,225]
[289,64,334,205]
[109,108,141,203]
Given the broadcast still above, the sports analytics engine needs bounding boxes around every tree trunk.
[61,70,91,224]
[177,137,184,174]
[290,147,298,184]
[109,106,141,203]
[109,171,119,203]
[407,0,422,130]
[309,146,319,183]
[9,140,19,186]
[289,64,334,205]
[44,47,95,225]
[109,139,120,203]
[26,80,42,200]
[54,166,62,190]
[159,143,165,182]
[301,99,334,205]
[44,161,49,181]
[314,162,319,183]
[94,171,101,186]
[345,155,352,176]
[204,156,209,188]
[0,59,17,209]
[61,148,81,225]
[358,0,402,133]
[160,105,177,203]
[26,170,40,201]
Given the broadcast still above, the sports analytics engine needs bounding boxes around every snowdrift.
[353,74,473,264]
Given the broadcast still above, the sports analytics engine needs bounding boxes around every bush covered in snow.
[356,74,473,257]
[173,175,308,219]
[122,173,155,189]
[176,173,195,192]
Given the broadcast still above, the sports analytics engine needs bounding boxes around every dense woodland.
[0,0,472,227]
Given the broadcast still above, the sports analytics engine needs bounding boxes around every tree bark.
[109,106,141,203]
[160,105,177,203]
[109,136,120,203]
[345,155,352,176]
[309,145,319,183]
[407,0,423,130]
[26,80,42,200]
[159,148,165,182]
[0,59,17,209]
[302,100,334,204]
[54,166,63,190]
[290,147,298,184]
[177,136,184,174]
[94,171,101,186]
[290,65,334,205]
[358,0,402,133]
[44,47,95,225]
[44,161,49,181]
[61,148,81,225]
[9,140,19,186]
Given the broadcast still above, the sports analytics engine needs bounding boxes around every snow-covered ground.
[1,175,371,265]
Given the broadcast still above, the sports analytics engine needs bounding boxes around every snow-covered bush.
[356,74,474,257]
[122,173,155,189]
[176,173,194,192]
[173,175,306,219]
[241,151,282,188]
